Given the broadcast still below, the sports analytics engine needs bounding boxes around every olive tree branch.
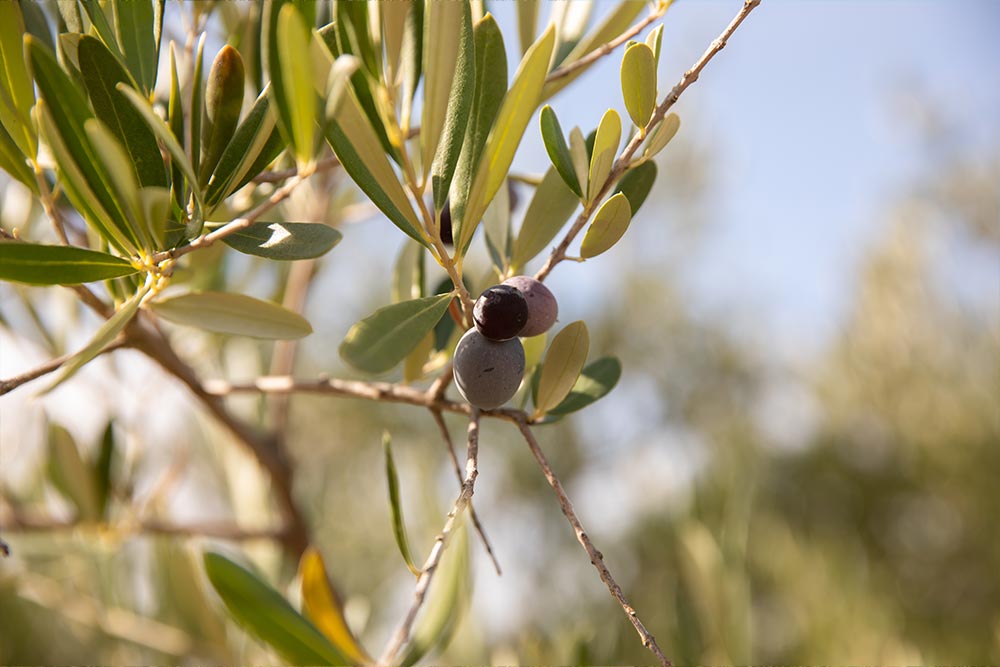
[430,409,502,575]
[513,417,671,667]
[252,154,342,184]
[0,338,127,396]
[378,409,481,667]
[535,0,762,282]
[544,1,671,84]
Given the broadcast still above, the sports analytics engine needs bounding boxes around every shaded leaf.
[200,45,245,184]
[47,424,100,521]
[614,161,657,215]
[113,0,157,94]
[548,356,622,415]
[511,167,579,271]
[299,547,373,666]
[644,112,680,158]
[392,239,425,304]
[203,552,347,666]
[483,178,512,274]
[540,105,583,198]
[190,35,205,179]
[221,222,342,260]
[0,121,35,191]
[568,126,590,196]
[339,294,453,375]
[0,242,137,285]
[80,0,123,61]
[580,192,632,258]
[84,119,151,251]
[517,0,541,56]
[381,0,411,84]
[621,42,657,129]
[150,291,312,339]
[588,108,621,201]
[94,421,116,519]
[384,432,421,576]
[534,320,589,416]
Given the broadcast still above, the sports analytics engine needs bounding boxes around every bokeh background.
[1,0,998,664]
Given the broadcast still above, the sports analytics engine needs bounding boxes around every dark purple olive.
[439,203,453,245]
[473,285,528,341]
[453,328,525,409]
[502,276,558,337]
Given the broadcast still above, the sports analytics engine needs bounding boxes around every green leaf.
[168,44,185,208]
[80,0,123,61]
[205,88,281,208]
[542,0,644,100]
[0,121,35,191]
[534,320,589,417]
[614,161,657,215]
[200,45,245,184]
[540,106,582,198]
[221,222,342,260]
[203,552,348,666]
[568,126,590,196]
[83,119,151,251]
[621,42,657,129]
[113,0,157,94]
[449,13,506,248]
[580,192,632,258]
[57,0,84,34]
[0,242,137,285]
[47,424,100,521]
[190,35,205,179]
[511,167,579,271]
[516,0,540,56]
[399,0,423,135]
[644,112,680,158]
[0,3,37,158]
[459,23,556,253]
[400,522,469,667]
[274,4,315,165]
[384,432,421,577]
[94,421,117,519]
[547,356,621,416]
[551,0,593,67]
[325,83,426,247]
[339,294,453,375]
[46,284,150,392]
[588,108,621,201]
[645,24,664,66]
[141,186,172,248]
[381,0,411,85]
[150,291,312,339]
[428,0,474,212]
[299,548,373,665]
[335,0,378,76]
[483,177,512,274]
[78,35,167,189]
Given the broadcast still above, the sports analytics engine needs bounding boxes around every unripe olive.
[502,276,558,337]
[453,328,525,409]
[473,285,528,341]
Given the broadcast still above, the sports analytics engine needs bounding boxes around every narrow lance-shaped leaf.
[150,291,313,339]
[299,547,373,665]
[483,177,512,274]
[580,191,632,258]
[421,0,467,185]
[398,0,423,130]
[200,45,245,184]
[0,243,138,286]
[203,552,348,666]
[190,34,205,179]
[45,283,151,393]
[0,2,37,158]
[568,126,590,196]
[511,167,579,272]
[275,4,315,165]
[539,105,582,198]
[588,108,621,202]
[80,0,123,61]
[0,121,35,191]
[429,0,474,212]
[448,13,507,247]
[339,294,454,374]
[459,23,556,254]
[78,35,167,189]
[516,0,540,56]
[621,42,657,130]
[113,0,157,94]
[47,425,100,522]
[534,320,590,417]
[168,43,185,208]
[220,222,342,261]
[614,161,657,215]
[94,421,117,519]
[381,0,411,85]
[384,432,422,576]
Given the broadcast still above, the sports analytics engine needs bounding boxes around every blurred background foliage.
[1,0,998,665]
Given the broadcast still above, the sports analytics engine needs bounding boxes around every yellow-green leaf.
[568,126,590,197]
[534,320,590,417]
[339,294,454,374]
[0,242,138,286]
[150,291,313,339]
[539,105,582,198]
[381,0,411,85]
[299,547,373,665]
[580,192,632,258]
[221,222,342,261]
[383,432,422,575]
[516,0,540,56]
[422,0,467,183]
[588,108,621,202]
[614,161,657,215]
[644,112,680,158]
[645,24,664,66]
[511,167,579,272]
[621,42,657,129]
[84,119,151,251]
[0,3,37,157]
[276,4,315,165]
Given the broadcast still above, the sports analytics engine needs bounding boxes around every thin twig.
[545,3,670,84]
[379,409,481,667]
[535,0,762,282]
[514,417,671,667]
[0,339,127,396]
[252,155,341,184]
[431,409,501,575]
[0,511,287,543]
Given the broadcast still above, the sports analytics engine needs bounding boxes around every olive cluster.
[454,277,558,409]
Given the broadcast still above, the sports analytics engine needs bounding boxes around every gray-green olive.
[453,328,525,409]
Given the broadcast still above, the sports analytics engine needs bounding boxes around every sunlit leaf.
[299,547,373,666]
[339,294,454,374]
[384,432,422,576]
[621,42,657,129]
[83,120,151,250]
[540,105,583,198]
[221,222,342,260]
[0,242,137,285]
[614,161,657,215]
[113,0,157,94]
[568,126,590,196]
[203,552,348,666]
[511,167,579,272]
[190,34,205,179]
[381,0,411,85]
[273,4,315,165]
[534,320,590,416]
[168,44,185,208]
[644,112,680,158]
[645,23,664,66]
[200,45,245,184]
[547,356,622,415]
[588,109,621,201]
[140,186,172,249]
[150,291,313,339]
[517,0,540,56]
[551,0,592,67]
[399,0,423,137]
[459,23,555,253]
[580,192,632,258]
[0,3,37,158]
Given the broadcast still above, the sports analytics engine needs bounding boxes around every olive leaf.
[340,294,454,374]
[534,321,590,417]
[580,192,632,259]
[150,292,313,339]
